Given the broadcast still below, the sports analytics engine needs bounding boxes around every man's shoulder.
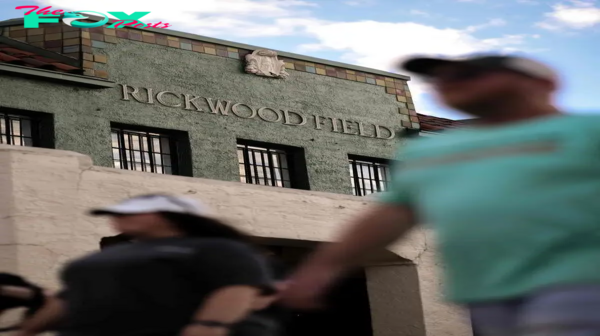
[563,113,600,129]
[543,114,600,140]
[398,131,467,157]
[565,113,600,120]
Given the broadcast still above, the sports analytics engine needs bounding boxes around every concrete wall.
[0,145,470,336]
[0,38,409,195]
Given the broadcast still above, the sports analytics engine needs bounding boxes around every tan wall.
[0,145,470,336]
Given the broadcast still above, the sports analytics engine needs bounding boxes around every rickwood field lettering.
[119,84,396,140]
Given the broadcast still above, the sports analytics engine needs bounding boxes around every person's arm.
[0,285,34,300]
[280,155,418,309]
[250,281,289,310]
[307,203,415,272]
[180,241,275,336]
[16,294,66,336]
[280,203,416,309]
[181,286,259,336]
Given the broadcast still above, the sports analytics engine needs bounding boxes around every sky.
[1,0,599,119]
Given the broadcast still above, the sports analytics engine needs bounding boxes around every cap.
[399,54,557,83]
[89,194,214,218]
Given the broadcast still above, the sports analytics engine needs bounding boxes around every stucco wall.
[0,38,409,195]
[0,145,470,336]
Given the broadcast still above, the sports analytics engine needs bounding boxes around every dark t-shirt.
[57,237,274,336]
[254,258,291,321]
[233,257,291,336]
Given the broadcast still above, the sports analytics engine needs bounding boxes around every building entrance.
[262,244,373,336]
[100,236,374,336]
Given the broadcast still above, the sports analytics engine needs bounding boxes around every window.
[349,155,391,196]
[111,123,191,176]
[0,108,54,148]
[237,140,309,190]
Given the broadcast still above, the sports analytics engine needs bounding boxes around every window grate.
[237,143,292,188]
[0,113,34,147]
[111,128,176,175]
[349,157,391,196]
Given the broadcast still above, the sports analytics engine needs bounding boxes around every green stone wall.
[0,38,411,195]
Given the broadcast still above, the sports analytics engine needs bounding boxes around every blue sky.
[2,0,599,119]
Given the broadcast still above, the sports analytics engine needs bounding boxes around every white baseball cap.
[89,194,214,218]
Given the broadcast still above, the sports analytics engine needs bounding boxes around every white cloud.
[465,18,507,32]
[343,0,376,6]
[517,0,540,5]
[409,10,430,17]
[296,20,533,115]
[298,21,527,69]
[33,0,536,117]
[30,0,318,37]
[537,0,600,30]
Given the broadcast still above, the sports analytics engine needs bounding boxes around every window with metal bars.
[111,125,190,176]
[237,140,309,189]
[348,156,391,196]
[0,113,37,147]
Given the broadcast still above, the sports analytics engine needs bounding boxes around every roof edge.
[0,62,115,88]
[0,33,80,66]
[0,17,411,81]
[417,113,476,132]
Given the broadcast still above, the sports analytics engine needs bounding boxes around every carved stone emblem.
[245,49,289,79]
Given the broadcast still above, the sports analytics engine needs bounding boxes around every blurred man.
[280,54,600,336]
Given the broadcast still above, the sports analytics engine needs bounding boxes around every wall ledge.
[0,144,429,262]
[0,63,115,88]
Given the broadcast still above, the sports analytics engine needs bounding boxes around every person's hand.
[250,281,290,310]
[278,264,338,309]
[180,324,227,336]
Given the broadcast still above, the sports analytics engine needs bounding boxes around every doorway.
[99,236,374,336]
[263,244,373,336]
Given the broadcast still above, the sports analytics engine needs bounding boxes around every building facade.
[0,17,470,336]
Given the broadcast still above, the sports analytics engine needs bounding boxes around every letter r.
[24,14,59,28]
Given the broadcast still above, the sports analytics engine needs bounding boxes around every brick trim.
[4,23,420,129]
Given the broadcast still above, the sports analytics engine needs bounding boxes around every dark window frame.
[348,155,392,196]
[237,139,309,190]
[110,123,192,177]
[0,107,54,149]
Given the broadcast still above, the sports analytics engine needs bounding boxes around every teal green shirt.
[381,114,600,303]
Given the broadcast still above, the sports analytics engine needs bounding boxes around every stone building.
[0,17,470,336]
